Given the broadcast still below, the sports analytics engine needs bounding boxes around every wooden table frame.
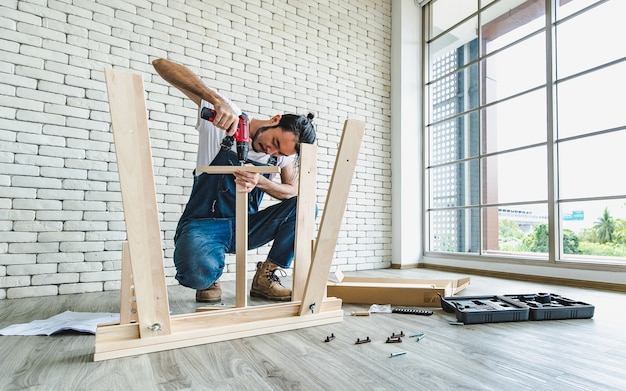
[94,68,365,361]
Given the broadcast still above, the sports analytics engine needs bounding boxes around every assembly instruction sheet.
[0,310,119,336]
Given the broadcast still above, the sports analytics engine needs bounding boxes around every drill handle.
[200,107,216,122]
[201,108,246,139]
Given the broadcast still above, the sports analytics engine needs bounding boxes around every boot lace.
[266,268,287,286]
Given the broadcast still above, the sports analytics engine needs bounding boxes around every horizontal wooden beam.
[196,165,280,174]
[94,298,343,361]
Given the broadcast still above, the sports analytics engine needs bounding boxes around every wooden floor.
[1,268,625,391]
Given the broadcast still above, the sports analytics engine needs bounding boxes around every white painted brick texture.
[0,0,392,298]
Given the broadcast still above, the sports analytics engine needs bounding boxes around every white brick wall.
[0,0,392,299]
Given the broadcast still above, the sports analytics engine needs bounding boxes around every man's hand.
[233,166,260,193]
[212,101,239,136]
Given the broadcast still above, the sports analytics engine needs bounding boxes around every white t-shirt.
[196,98,295,180]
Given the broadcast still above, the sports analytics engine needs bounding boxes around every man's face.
[251,127,298,157]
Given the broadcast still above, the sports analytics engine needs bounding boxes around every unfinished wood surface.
[2,269,626,390]
[300,119,365,315]
[94,298,343,360]
[196,165,280,174]
[292,143,317,301]
[235,182,248,308]
[104,68,171,337]
[330,282,438,288]
[196,162,280,307]
[119,242,138,324]
[336,274,471,286]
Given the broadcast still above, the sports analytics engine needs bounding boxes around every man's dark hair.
[254,113,316,180]
[272,113,316,155]
[279,113,316,152]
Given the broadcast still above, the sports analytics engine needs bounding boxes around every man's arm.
[234,161,299,200]
[152,58,238,134]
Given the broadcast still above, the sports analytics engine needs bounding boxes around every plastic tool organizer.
[440,293,594,324]
[503,293,595,321]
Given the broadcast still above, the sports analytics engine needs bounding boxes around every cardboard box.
[326,269,471,307]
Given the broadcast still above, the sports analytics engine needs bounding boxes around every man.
[152,58,316,303]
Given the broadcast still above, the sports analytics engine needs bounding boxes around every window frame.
[422,0,626,270]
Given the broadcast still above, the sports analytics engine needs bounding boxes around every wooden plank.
[292,143,317,301]
[339,275,464,285]
[299,119,365,315]
[104,68,171,337]
[195,304,236,311]
[235,182,248,307]
[119,242,138,324]
[97,298,340,343]
[196,165,280,174]
[328,282,439,288]
[95,310,343,361]
[94,298,343,361]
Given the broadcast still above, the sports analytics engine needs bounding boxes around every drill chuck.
[236,141,249,162]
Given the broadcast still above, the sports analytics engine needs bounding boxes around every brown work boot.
[250,260,292,301]
[195,280,222,303]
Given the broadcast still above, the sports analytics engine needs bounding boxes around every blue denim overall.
[173,149,299,290]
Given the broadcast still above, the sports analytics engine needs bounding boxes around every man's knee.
[173,219,230,290]
[174,244,225,290]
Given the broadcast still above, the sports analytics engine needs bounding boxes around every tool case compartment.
[503,293,595,320]
[440,293,595,324]
[439,295,529,324]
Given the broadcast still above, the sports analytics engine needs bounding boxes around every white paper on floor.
[0,310,120,336]
[369,304,392,313]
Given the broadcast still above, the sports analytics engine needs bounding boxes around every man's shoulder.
[277,154,296,168]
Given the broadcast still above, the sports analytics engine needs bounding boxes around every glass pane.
[556,0,626,78]
[429,208,480,253]
[558,130,626,199]
[483,204,549,259]
[560,199,626,263]
[482,33,546,104]
[482,89,547,154]
[481,0,545,55]
[429,112,479,165]
[556,0,604,21]
[556,62,626,139]
[429,64,479,123]
[482,146,548,204]
[432,0,477,37]
[430,17,478,79]
[429,161,480,208]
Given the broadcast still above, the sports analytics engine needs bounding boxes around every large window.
[424,0,626,265]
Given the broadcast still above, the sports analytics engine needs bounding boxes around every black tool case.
[439,295,529,324]
[440,293,594,324]
[503,293,595,321]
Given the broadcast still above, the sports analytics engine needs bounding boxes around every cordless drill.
[200,107,250,162]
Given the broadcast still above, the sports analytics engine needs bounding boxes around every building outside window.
[423,0,626,266]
